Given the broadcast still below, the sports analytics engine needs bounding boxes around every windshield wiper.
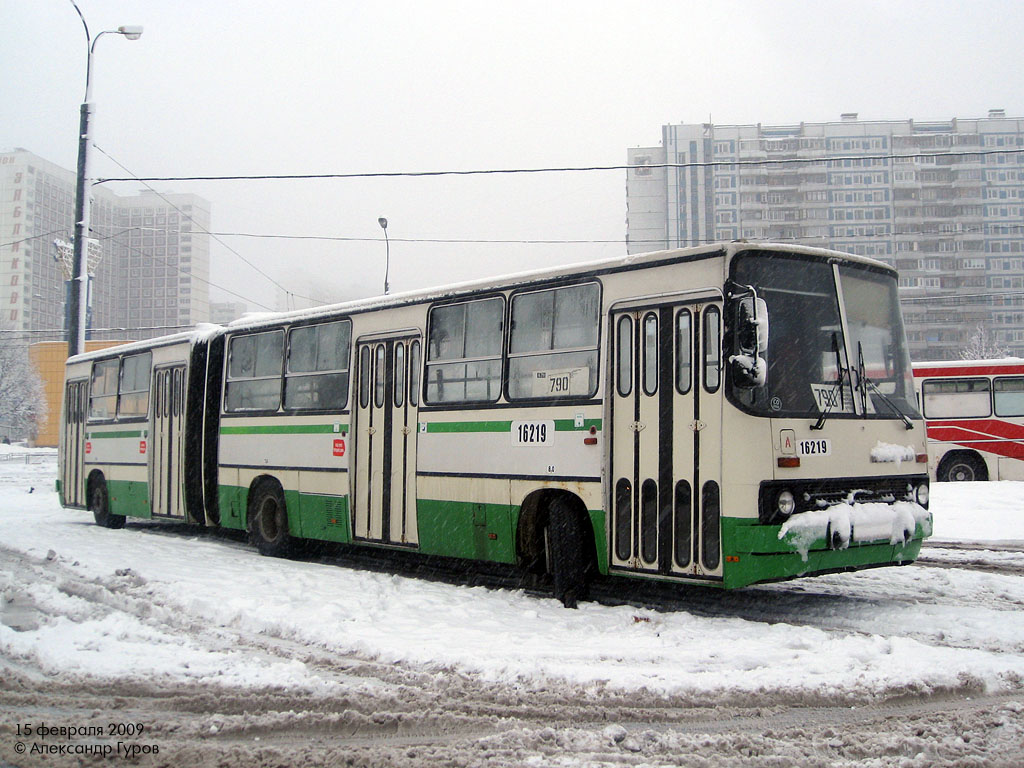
[811,332,849,431]
[857,341,914,430]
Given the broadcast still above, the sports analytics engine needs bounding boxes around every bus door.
[150,366,187,519]
[610,298,723,579]
[353,334,421,546]
[61,379,89,507]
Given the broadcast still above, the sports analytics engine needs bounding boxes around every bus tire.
[89,476,125,529]
[248,481,293,557]
[547,496,589,609]
[937,452,987,482]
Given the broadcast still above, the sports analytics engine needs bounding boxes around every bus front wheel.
[90,476,125,529]
[248,482,293,557]
[938,453,988,482]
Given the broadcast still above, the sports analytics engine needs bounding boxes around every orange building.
[29,341,130,447]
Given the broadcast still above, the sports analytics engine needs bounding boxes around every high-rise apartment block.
[626,112,1024,360]
[1,148,210,343]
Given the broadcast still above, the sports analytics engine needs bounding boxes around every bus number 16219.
[512,420,554,446]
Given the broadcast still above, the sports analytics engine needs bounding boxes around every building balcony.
[953,267,988,278]
[954,195,986,206]
[955,213,985,224]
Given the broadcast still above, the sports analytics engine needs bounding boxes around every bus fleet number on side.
[512,420,555,447]
[798,438,831,456]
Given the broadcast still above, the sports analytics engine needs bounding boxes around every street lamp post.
[378,217,390,295]
[67,1,142,358]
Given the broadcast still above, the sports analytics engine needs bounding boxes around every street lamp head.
[378,217,388,230]
[117,25,144,40]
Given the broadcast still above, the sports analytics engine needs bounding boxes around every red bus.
[913,359,1024,481]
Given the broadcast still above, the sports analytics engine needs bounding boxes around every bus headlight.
[915,483,929,507]
[776,490,796,518]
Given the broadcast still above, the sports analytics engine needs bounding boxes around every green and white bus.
[58,242,932,606]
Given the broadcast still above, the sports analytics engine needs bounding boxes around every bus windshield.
[729,251,919,421]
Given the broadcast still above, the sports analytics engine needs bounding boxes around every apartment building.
[0,148,210,343]
[626,112,1024,360]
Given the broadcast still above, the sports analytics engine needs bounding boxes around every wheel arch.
[244,474,290,531]
[936,449,990,482]
[86,468,106,498]
[86,468,125,529]
[515,488,598,576]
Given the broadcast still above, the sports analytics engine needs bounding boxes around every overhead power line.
[201,223,1024,246]
[0,321,198,342]
[0,223,275,312]
[6,221,1024,253]
[0,229,72,251]
[103,228,273,311]
[93,145,320,307]
[92,148,1024,185]
[207,231,629,245]
[0,323,197,335]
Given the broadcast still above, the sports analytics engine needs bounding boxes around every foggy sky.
[4,0,1023,311]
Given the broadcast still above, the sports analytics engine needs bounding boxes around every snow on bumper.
[778,501,933,562]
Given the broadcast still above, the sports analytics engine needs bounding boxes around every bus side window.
[425,297,503,404]
[88,359,119,420]
[508,282,600,400]
[118,352,152,418]
[225,330,284,412]
[922,378,991,419]
[284,319,351,410]
[994,377,1024,417]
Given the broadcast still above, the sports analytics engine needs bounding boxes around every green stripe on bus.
[220,424,350,436]
[88,430,144,439]
[424,421,512,433]
[424,419,601,434]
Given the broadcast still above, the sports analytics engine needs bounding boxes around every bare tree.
[960,323,1010,361]
[0,336,47,443]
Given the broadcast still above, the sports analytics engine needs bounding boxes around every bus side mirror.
[737,297,769,354]
[731,297,769,388]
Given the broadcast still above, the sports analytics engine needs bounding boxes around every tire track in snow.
[123,521,1024,656]
[2,543,1024,766]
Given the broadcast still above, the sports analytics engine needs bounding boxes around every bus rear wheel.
[546,496,590,609]
[90,477,125,529]
[938,453,987,482]
[249,482,293,557]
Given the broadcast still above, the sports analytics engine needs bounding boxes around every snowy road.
[1,451,1022,766]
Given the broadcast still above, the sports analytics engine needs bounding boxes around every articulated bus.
[58,243,932,606]
[913,358,1024,482]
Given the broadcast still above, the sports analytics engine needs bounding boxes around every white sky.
[4,0,1024,311]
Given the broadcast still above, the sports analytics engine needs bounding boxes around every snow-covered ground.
[929,481,1024,547]
[1,446,1022,766]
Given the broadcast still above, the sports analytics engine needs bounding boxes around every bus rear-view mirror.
[737,296,769,355]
